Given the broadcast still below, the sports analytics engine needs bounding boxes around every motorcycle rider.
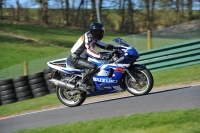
[70,22,114,91]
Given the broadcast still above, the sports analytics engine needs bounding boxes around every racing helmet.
[89,22,105,40]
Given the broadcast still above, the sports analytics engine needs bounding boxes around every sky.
[4,0,133,9]
[4,0,200,10]
[5,0,104,8]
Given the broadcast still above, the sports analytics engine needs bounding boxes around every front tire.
[56,87,86,107]
[124,68,154,96]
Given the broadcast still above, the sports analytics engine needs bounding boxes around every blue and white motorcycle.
[47,38,154,107]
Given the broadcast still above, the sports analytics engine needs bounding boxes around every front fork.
[125,69,137,83]
[125,64,147,83]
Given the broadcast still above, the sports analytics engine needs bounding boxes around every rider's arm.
[85,34,101,59]
[96,40,114,51]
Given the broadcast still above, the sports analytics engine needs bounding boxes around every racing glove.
[106,44,115,51]
[100,54,112,60]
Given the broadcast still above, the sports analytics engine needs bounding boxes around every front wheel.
[124,69,154,96]
[56,87,86,107]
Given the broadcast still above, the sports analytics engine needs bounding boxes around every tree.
[187,0,193,20]
[36,0,48,24]
[0,0,4,21]
[65,0,69,26]
[58,0,70,26]
[99,0,103,13]
[172,0,185,23]
[175,0,180,22]
[91,0,96,22]
[0,0,2,21]
[127,0,135,32]
[119,0,126,31]
[180,0,185,19]
[75,0,84,25]
[143,0,156,30]
[15,0,19,21]
[82,0,89,27]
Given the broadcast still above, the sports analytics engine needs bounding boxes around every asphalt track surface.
[0,85,200,133]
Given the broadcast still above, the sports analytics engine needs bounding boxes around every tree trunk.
[151,0,155,29]
[119,0,122,10]
[75,0,84,25]
[99,0,103,12]
[180,0,184,19]
[145,0,155,30]
[42,0,48,24]
[65,0,69,26]
[91,0,96,22]
[175,0,180,23]
[187,0,193,20]
[0,0,2,21]
[145,0,150,30]
[15,0,19,21]
[37,0,48,24]
[120,0,126,31]
[128,0,135,32]
[83,0,89,27]
[71,0,75,23]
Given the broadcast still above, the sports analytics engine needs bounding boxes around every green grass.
[0,23,190,71]
[122,35,187,51]
[0,63,200,117]
[0,33,69,69]
[0,94,62,117]
[0,23,191,52]
[0,23,128,47]
[14,108,200,133]
[153,63,200,86]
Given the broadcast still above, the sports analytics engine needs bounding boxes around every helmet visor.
[91,29,104,40]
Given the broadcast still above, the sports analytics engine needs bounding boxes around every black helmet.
[89,22,105,40]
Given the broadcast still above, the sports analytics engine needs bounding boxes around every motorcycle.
[47,38,154,107]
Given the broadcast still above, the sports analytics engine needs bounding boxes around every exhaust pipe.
[49,78,75,90]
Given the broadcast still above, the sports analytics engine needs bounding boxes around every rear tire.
[56,87,86,107]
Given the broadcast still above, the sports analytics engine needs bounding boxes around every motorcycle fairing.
[93,70,123,91]
[92,63,130,91]
[88,56,107,67]
[47,58,83,74]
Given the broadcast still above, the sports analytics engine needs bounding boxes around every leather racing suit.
[70,31,113,84]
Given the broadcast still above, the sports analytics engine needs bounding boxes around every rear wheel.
[56,87,86,107]
[124,69,154,96]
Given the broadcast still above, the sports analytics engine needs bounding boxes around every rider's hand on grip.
[106,44,115,51]
[100,54,112,60]
[110,50,116,56]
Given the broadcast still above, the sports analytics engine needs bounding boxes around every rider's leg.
[70,57,98,90]
[81,67,97,83]
[76,59,98,83]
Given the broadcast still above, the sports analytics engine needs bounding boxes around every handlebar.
[113,46,121,49]
[115,57,124,63]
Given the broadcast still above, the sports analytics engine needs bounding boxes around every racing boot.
[79,83,93,91]
[79,72,93,91]
[79,68,98,91]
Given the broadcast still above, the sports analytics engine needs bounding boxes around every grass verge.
[153,63,200,86]
[0,33,69,69]
[14,108,200,133]
[0,23,128,47]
